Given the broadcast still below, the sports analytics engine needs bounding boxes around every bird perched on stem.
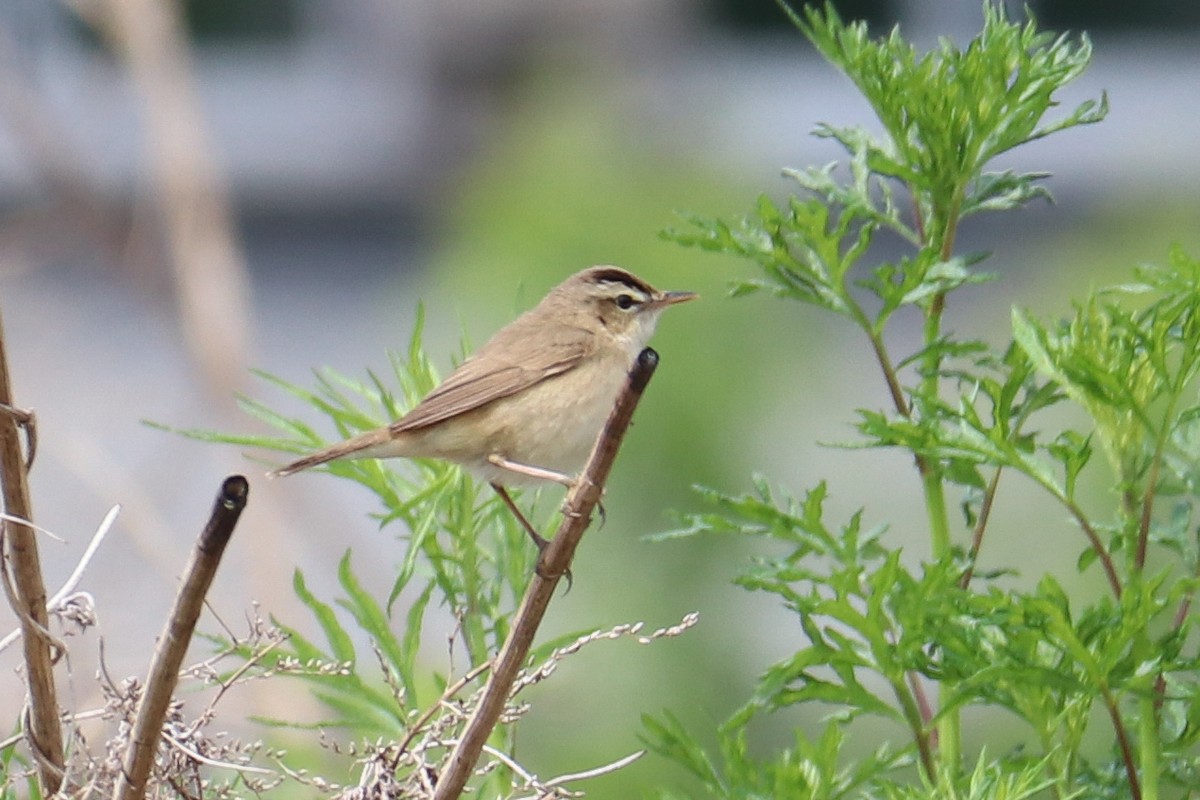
[270,265,696,550]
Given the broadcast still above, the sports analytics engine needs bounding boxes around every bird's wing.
[390,324,594,433]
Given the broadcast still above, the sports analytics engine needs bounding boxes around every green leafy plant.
[647,2,1200,798]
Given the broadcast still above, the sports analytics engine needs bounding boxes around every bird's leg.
[490,483,572,589]
[490,483,549,549]
[485,453,606,523]
[486,454,575,487]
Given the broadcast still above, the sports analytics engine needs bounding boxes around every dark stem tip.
[632,347,660,390]
[220,475,250,509]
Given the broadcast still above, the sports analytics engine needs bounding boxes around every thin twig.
[895,660,936,781]
[0,505,120,653]
[1065,499,1123,599]
[159,730,274,775]
[907,671,934,728]
[112,475,249,800]
[0,708,110,755]
[542,749,644,787]
[509,613,699,702]
[0,512,62,543]
[1154,555,1200,710]
[0,304,65,794]
[394,661,492,760]
[1100,684,1141,800]
[476,744,537,787]
[1134,453,1162,571]
[48,506,120,611]
[0,404,36,471]
[866,330,911,419]
[959,468,1002,589]
[432,348,660,800]
[202,635,287,716]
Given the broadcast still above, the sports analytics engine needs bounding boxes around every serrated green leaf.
[293,567,356,664]
[336,551,404,671]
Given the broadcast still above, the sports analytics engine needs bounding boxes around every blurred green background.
[1,0,1198,796]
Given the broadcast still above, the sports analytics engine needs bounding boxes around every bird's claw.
[533,537,572,592]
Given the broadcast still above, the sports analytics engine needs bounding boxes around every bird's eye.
[615,293,635,310]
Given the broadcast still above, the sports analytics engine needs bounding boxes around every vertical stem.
[1139,694,1159,800]
[1101,685,1141,800]
[919,289,952,559]
[922,464,952,561]
[892,674,936,782]
[920,289,958,775]
[924,452,959,773]
[1135,427,1169,572]
[0,307,64,795]
[861,287,959,776]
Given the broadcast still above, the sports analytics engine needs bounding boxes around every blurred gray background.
[1,0,1198,796]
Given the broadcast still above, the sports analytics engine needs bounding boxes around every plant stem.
[892,674,936,782]
[432,348,658,800]
[922,466,952,561]
[1065,499,1123,599]
[1135,430,1168,572]
[1139,694,1159,800]
[919,285,953,558]
[920,288,959,776]
[930,610,960,775]
[907,671,934,726]
[0,307,64,795]
[960,468,1003,589]
[864,284,959,775]
[113,476,247,800]
[1157,558,1200,709]
[1100,684,1141,800]
[866,330,911,417]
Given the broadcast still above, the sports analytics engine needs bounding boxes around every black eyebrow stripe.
[588,267,655,296]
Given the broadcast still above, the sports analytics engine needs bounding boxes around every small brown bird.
[270,266,696,547]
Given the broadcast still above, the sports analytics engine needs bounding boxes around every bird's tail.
[268,428,393,478]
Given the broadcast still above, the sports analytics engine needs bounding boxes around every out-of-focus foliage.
[647,3,1200,798]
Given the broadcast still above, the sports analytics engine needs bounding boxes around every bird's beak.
[655,290,699,307]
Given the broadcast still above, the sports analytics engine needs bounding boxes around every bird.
[269,265,697,550]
